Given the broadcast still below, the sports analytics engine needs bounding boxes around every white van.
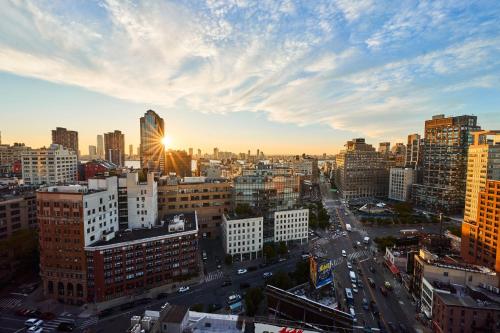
[349,306,357,323]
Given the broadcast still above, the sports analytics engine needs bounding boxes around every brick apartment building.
[85,213,199,304]
[158,177,231,239]
[0,192,37,239]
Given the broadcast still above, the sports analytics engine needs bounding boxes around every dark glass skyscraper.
[140,110,165,172]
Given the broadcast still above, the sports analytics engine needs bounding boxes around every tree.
[268,271,293,290]
[191,304,204,312]
[244,287,264,316]
[278,241,288,256]
[235,203,252,215]
[292,260,309,285]
[224,254,233,266]
[0,229,39,285]
[263,244,276,261]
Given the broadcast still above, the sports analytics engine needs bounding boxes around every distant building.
[104,130,125,166]
[413,114,481,213]
[222,214,263,261]
[0,142,30,176]
[22,144,77,185]
[213,147,219,160]
[0,192,36,239]
[335,138,389,201]
[379,142,390,154]
[96,134,104,158]
[85,213,199,305]
[165,150,192,177]
[405,133,422,170]
[157,176,231,239]
[140,110,165,172]
[51,127,79,157]
[388,167,416,202]
[81,159,117,181]
[88,145,97,159]
[289,157,319,184]
[128,144,133,158]
[38,177,119,305]
[273,208,308,245]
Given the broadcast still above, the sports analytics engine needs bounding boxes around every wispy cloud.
[0,0,499,144]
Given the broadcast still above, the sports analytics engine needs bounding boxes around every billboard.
[309,257,333,289]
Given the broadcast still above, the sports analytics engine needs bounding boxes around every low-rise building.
[388,167,416,202]
[125,172,158,229]
[222,213,263,261]
[22,144,78,186]
[432,290,500,333]
[85,213,199,306]
[273,208,308,245]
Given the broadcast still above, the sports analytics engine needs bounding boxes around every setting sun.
[161,135,172,148]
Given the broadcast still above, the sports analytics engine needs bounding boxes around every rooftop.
[436,292,500,311]
[163,305,189,324]
[87,212,197,248]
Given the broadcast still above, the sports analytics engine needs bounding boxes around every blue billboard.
[309,257,333,289]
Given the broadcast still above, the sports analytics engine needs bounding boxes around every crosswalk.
[332,250,371,268]
[80,316,98,329]
[0,296,22,310]
[204,270,223,282]
[41,315,76,332]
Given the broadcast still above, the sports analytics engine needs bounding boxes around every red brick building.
[432,291,500,333]
[85,213,199,304]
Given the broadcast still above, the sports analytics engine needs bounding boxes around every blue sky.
[0,0,499,154]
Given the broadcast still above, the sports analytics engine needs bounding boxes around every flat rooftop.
[87,212,197,247]
[436,292,500,310]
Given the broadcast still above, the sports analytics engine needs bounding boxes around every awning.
[385,259,400,275]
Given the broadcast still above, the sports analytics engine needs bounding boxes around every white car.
[347,261,352,269]
[178,286,190,293]
[237,268,247,275]
[25,319,43,328]
[28,327,43,333]
[342,250,347,257]
[352,285,359,293]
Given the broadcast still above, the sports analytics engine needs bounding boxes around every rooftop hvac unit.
[141,316,152,330]
[131,316,142,326]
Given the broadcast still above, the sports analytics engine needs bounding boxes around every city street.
[318,179,422,332]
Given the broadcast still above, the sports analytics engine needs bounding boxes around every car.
[352,286,358,293]
[40,312,56,320]
[278,257,287,262]
[57,322,76,332]
[28,326,43,333]
[239,282,250,289]
[341,250,347,257]
[346,261,352,269]
[384,281,393,290]
[217,264,222,269]
[379,286,388,296]
[357,281,364,289]
[25,319,43,328]
[221,280,232,287]
[237,268,247,275]
[362,298,369,311]
[368,277,375,288]
[227,294,241,304]
[342,231,347,236]
[369,266,376,273]
[178,286,190,293]
[356,241,361,247]
[202,251,208,261]
[263,272,273,279]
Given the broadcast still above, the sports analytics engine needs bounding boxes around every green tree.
[235,203,252,216]
[224,254,233,266]
[278,241,288,256]
[244,287,264,316]
[263,244,276,261]
[268,271,293,290]
[292,260,309,285]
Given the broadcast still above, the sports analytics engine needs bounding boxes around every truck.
[349,270,357,283]
[363,236,370,244]
[345,224,352,231]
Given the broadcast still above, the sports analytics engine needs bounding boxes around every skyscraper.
[412,114,481,213]
[213,147,219,159]
[461,131,500,270]
[140,110,165,172]
[128,144,133,158]
[96,135,104,158]
[104,130,125,166]
[405,134,422,169]
[51,127,78,156]
[88,145,97,158]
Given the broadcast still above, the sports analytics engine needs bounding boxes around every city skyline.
[1,1,499,154]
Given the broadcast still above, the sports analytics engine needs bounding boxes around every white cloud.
[0,0,499,143]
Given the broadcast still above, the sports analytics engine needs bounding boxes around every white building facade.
[222,215,263,261]
[126,172,158,229]
[274,208,309,244]
[388,167,416,202]
[22,144,77,186]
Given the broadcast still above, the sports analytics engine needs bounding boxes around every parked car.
[227,294,241,304]
[57,322,76,332]
[362,298,369,311]
[341,250,347,257]
[346,261,352,269]
[178,286,190,293]
[263,272,273,279]
[237,268,247,275]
